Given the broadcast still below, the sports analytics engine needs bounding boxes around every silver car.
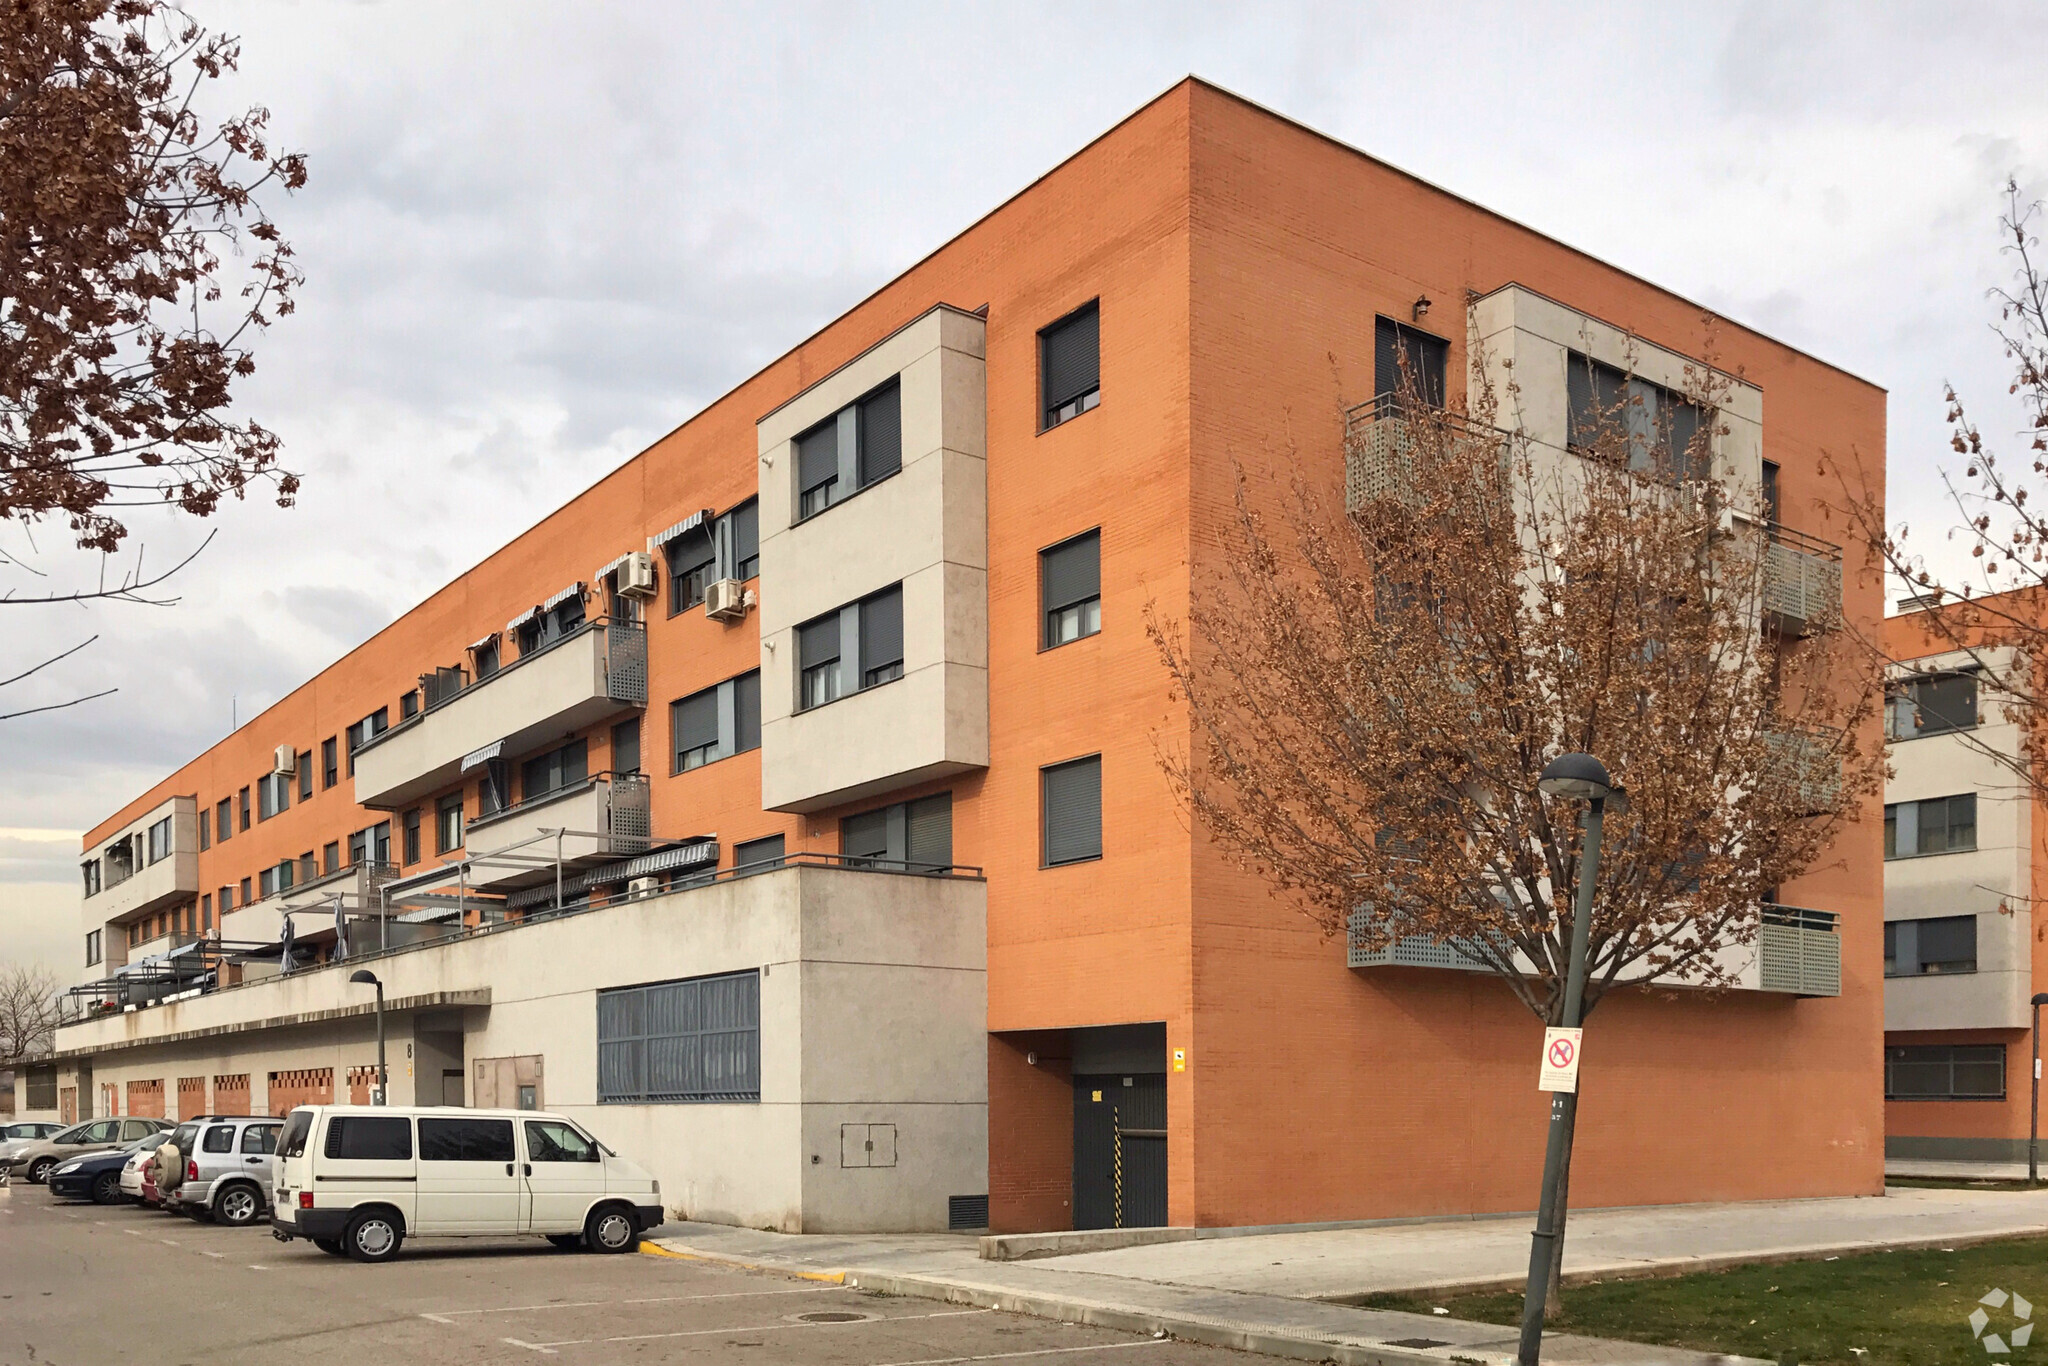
[7,1117,169,1184]
[167,1116,282,1226]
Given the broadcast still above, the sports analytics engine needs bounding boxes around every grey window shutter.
[731,499,759,572]
[1042,531,1100,613]
[906,793,953,868]
[858,383,901,485]
[672,689,718,756]
[1373,317,1447,407]
[798,420,839,497]
[1042,304,1099,410]
[1043,757,1102,864]
[861,586,904,674]
[733,670,762,752]
[799,613,840,672]
[842,808,890,861]
[735,833,784,867]
[1917,915,1976,966]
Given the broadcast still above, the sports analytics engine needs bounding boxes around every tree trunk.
[1543,1083,1582,1319]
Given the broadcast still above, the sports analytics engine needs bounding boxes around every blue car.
[46,1135,159,1205]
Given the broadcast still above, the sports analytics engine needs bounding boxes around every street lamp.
[2032,992,2048,1185]
[1518,753,1621,1366]
[350,970,387,1106]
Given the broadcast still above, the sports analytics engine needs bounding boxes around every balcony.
[1757,904,1841,997]
[1762,725,1842,816]
[1763,523,1843,637]
[85,795,199,922]
[1346,906,1509,972]
[460,773,652,891]
[351,619,646,810]
[1343,397,1509,513]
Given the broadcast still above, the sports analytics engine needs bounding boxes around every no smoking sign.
[1538,1027,1583,1093]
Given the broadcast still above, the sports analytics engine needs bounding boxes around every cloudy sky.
[3,0,2043,975]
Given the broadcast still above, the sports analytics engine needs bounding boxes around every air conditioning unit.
[272,745,296,776]
[628,876,661,899]
[617,551,658,599]
[704,577,748,622]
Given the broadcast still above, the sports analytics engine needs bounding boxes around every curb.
[646,1240,846,1283]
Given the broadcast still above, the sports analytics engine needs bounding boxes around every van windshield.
[277,1109,314,1159]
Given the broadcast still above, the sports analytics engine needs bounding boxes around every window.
[322,842,340,875]
[402,809,421,866]
[1041,300,1100,429]
[323,1114,413,1160]
[1887,672,1979,741]
[597,970,761,1103]
[1042,755,1103,866]
[436,793,464,855]
[81,859,100,898]
[671,687,718,772]
[612,718,641,776]
[477,755,512,816]
[198,811,209,852]
[348,829,367,865]
[241,1124,279,1155]
[239,876,251,906]
[795,381,903,520]
[418,1116,515,1162]
[297,751,313,801]
[199,893,212,934]
[345,709,389,776]
[799,612,842,709]
[218,884,233,914]
[526,1120,598,1163]
[1762,459,1781,524]
[259,866,277,899]
[84,930,101,966]
[1886,1044,2005,1100]
[725,499,760,581]
[1566,351,1707,480]
[1883,794,1977,858]
[238,786,251,832]
[400,689,420,721]
[321,737,338,789]
[201,1124,235,1154]
[859,586,903,687]
[368,821,392,869]
[734,834,785,870]
[1885,915,1978,977]
[277,1110,313,1159]
[796,586,901,710]
[258,772,288,821]
[473,638,500,680]
[842,792,952,871]
[522,738,589,802]
[668,672,758,772]
[1041,529,1101,648]
[666,522,716,614]
[1373,316,1449,408]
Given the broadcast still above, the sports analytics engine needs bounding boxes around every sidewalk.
[651,1186,2048,1366]
[1887,1157,2042,1183]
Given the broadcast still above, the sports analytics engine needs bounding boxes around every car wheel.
[584,1205,639,1254]
[89,1172,122,1205]
[314,1238,347,1256]
[26,1159,55,1184]
[344,1209,404,1263]
[546,1233,582,1250]
[215,1184,262,1227]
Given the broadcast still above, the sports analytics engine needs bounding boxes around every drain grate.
[1383,1339,1452,1350]
[796,1312,872,1324]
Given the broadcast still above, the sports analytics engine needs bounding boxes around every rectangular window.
[216,798,231,843]
[860,586,903,687]
[318,842,337,875]
[402,809,421,866]
[400,689,420,721]
[842,792,953,872]
[477,755,511,817]
[1884,794,1977,859]
[436,793,464,855]
[794,381,903,521]
[727,499,760,581]
[258,773,287,821]
[348,828,367,866]
[856,381,901,486]
[734,669,761,753]
[1041,529,1102,648]
[671,687,719,772]
[218,884,233,914]
[668,672,759,773]
[297,751,313,801]
[474,638,501,679]
[612,717,641,776]
[734,834,785,870]
[597,970,761,1103]
[1042,755,1103,866]
[666,524,716,614]
[521,738,589,802]
[799,611,842,709]
[81,858,100,897]
[1566,350,1708,481]
[1041,300,1100,429]
[1373,316,1449,408]
[259,866,277,898]
[238,786,251,832]
[239,876,251,906]
[146,816,173,864]
[323,1114,414,1160]
[321,737,338,789]
[198,811,209,852]
[1886,1044,2005,1100]
[1762,460,1781,524]
[797,419,840,519]
[418,1116,515,1162]
[1887,672,1979,741]
[85,929,101,965]
[345,708,389,777]
[796,586,903,710]
[199,893,212,934]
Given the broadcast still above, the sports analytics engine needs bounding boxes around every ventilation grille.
[948,1194,990,1230]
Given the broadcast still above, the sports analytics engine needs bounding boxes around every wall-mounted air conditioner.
[617,551,658,599]
[272,745,296,776]
[628,876,661,899]
[705,578,747,622]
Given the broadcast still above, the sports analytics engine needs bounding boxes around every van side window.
[419,1117,515,1163]
[202,1125,236,1153]
[242,1124,279,1155]
[324,1115,413,1161]
[525,1121,599,1163]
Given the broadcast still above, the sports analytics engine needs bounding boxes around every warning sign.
[1538,1027,1583,1093]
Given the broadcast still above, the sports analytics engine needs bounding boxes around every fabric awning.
[593,551,636,583]
[466,631,499,652]
[503,839,720,909]
[542,582,585,612]
[648,510,715,552]
[461,740,504,772]
[504,605,542,634]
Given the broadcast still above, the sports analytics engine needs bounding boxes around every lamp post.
[2032,992,2048,1185]
[350,970,387,1106]
[1518,753,1621,1366]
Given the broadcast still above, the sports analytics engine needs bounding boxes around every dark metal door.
[1072,1073,1167,1229]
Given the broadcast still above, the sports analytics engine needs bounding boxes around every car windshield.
[51,1122,91,1142]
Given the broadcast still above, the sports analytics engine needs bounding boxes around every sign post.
[1538,1028,1582,1094]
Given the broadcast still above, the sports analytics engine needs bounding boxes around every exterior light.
[1538,753,1614,802]
[351,970,388,1106]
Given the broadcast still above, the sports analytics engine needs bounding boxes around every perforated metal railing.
[1763,522,1843,635]
[1759,903,1842,997]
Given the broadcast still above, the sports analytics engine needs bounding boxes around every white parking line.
[522,1306,992,1350]
[199,1251,225,1259]
[247,1265,269,1271]
[425,1285,839,1320]
[158,1238,180,1245]
[869,1342,1173,1366]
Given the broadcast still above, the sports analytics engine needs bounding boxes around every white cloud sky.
[4,0,2044,973]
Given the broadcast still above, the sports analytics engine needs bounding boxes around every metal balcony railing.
[1761,724,1843,816]
[1759,903,1841,997]
[1342,397,1510,513]
[1763,522,1843,636]
[1345,905,1509,972]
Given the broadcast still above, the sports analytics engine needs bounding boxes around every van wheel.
[344,1209,404,1263]
[546,1233,582,1250]
[584,1205,639,1254]
[314,1238,346,1256]
[215,1183,262,1227]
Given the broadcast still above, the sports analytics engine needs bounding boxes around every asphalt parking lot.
[0,1181,1263,1366]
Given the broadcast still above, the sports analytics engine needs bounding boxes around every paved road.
[0,1183,1257,1366]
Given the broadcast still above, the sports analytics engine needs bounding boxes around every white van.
[268,1105,662,1262]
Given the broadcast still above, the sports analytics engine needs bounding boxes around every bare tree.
[1150,351,1883,1314]
[0,963,60,1069]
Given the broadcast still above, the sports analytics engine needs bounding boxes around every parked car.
[0,1122,69,1177]
[166,1115,283,1226]
[117,1140,158,1203]
[45,1134,162,1205]
[270,1106,662,1262]
[136,1123,198,1208]
[7,1117,170,1184]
